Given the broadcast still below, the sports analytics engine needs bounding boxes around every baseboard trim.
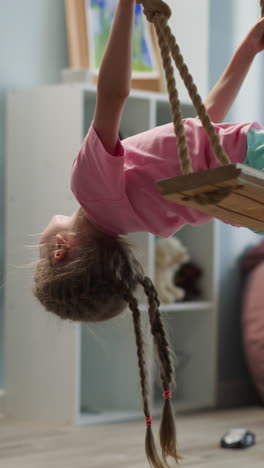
[217,380,260,408]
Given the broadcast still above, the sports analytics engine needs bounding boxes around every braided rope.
[163,23,231,167]
[137,0,231,174]
[155,13,193,175]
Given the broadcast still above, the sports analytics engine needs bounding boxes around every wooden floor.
[0,407,263,467]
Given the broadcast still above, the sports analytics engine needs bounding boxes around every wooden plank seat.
[157,163,264,231]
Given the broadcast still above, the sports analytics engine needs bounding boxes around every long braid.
[122,285,165,468]
[142,278,175,387]
[139,276,182,464]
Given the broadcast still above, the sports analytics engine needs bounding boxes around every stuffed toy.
[174,261,203,301]
[155,237,190,303]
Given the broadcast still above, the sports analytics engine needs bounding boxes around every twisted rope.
[136,0,239,205]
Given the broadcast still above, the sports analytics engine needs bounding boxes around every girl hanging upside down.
[34,1,264,466]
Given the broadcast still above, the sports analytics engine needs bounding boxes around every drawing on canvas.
[85,0,159,78]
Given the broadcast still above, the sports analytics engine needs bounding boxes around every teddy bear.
[155,237,190,304]
[174,261,203,301]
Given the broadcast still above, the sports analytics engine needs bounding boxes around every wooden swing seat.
[157,163,264,231]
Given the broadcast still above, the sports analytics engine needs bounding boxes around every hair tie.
[163,390,172,399]
[145,416,152,427]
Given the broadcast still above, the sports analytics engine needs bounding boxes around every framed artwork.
[65,0,164,91]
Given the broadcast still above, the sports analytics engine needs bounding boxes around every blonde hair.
[33,232,181,466]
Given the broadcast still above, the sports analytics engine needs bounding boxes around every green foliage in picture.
[86,0,157,75]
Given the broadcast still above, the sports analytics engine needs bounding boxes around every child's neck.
[71,207,100,238]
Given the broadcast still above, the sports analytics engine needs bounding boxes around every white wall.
[164,0,209,101]
[231,0,264,122]
[0,0,68,387]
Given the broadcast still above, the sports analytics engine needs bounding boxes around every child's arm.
[93,0,135,154]
[204,18,264,123]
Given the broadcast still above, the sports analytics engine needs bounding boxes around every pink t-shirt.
[71,118,261,237]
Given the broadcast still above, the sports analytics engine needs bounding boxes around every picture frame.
[64,0,164,92]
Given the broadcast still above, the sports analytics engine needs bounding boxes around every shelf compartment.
[152,308,217,409]
[155,222,216,303]
[156,99,196,127]
[80,312,152,416]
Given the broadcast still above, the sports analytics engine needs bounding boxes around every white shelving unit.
[5,83,219,425]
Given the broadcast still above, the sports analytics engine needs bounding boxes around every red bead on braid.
[163,390,172,399]
[145,416,152,427]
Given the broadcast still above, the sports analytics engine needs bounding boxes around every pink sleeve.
[71,123,126,202]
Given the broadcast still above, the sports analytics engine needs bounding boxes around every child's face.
[38,208,99,260]
[39,215,72,258]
